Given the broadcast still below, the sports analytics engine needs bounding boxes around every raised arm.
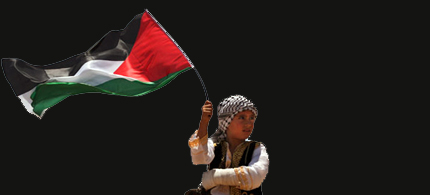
[188,100,215,165]
[197,100,213,138]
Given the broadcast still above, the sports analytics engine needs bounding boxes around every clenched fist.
[201,100,213,122]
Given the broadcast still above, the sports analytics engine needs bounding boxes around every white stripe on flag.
[51,60,130,85]
[17,60,137,117]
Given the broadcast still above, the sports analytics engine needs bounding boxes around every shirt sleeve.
[234,143,269,190]
[188,130,215,165]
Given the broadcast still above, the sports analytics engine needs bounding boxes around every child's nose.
[244,119,253,126]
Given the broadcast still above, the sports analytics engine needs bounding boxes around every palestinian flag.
[2,10,194,118]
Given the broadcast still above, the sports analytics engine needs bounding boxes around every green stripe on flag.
[30,67,191,116]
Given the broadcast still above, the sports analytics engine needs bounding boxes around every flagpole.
[193,68,209,101]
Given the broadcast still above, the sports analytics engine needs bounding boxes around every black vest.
[208,141,262,195]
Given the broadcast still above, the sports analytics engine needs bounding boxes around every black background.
[0,3,291,194]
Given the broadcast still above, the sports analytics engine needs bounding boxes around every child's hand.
[201,100,213,122]
[197,101,212,138]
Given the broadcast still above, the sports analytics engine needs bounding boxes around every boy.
[186,95,269,195]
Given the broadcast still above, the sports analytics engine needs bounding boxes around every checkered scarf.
[210,95,258,143]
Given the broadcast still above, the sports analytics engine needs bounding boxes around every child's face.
[227,110,256,141]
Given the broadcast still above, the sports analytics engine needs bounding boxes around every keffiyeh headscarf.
[210,95,258,143]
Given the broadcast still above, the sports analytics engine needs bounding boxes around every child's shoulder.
[212,140,267,149]
[247,140,266,149]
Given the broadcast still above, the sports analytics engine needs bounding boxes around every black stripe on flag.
[2,12,144,96]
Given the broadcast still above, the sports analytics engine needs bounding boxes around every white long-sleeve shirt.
[188,130,269,195]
